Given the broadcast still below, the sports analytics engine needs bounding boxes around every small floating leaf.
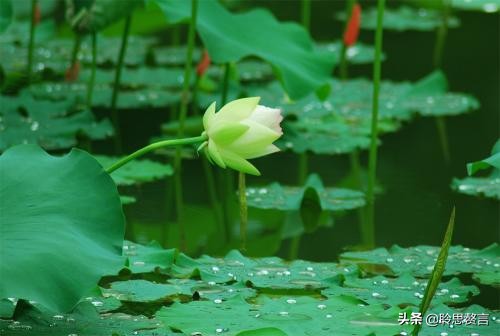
[94,155,173,186]
[0,93,113,151]
[336,5,460,31]
[246,174,365,213]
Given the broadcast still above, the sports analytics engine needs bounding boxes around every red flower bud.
[196,50,211,77]
[33,3,41,26]
[343,3,361,47]
[65,61,80,82]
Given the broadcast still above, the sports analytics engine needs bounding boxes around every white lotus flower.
[200,97,283,176]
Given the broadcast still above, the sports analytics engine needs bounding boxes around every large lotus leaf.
[157,294,410,335]
[246,174,365,213]
[451,174,500,200]
[94,155,173,186]
[0,0,12,33]
[29,82,180,109]
[340,244,500,285]
[155,0,334,99]
[327,273,479,308]
[451,0,500,12]
[336,5,460,31]
[0,145,125,312]
[0,301,171,336]
[315,41,381,65]
[123,240,177,273]
[0,94,113,151]
[68,0,144,34]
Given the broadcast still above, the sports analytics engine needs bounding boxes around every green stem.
[220,63,234,243]
[301,0,311,31]
[364,0,385,249]
[193,72,225,241]
[163,24,181,244]
[86,33,97,107]
[106,135,207,174]
[297,153,308,184]
[27,0,37,83]
[110,14,132,154]
[289,152,308,259]
[288,235,301,260]
[433,0,451,163]
[202,157,226,239]
[70,35,81,70]
[238,172,248,251]
[433,0,450,69]
[173,0,198,250]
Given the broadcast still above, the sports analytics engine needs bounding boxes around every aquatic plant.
[0,0,498,335]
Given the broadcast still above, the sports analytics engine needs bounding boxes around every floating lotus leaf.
[315,41,381,65]
[151,45,202,66]
[451,174,500,200]
[157,294,410,336]
[123,240,177,274]
[155,0,334,99]
[106,280,181,303]
[94,155,173,186]
[0,145,124,312]
[327,273,479,308]
[0,36,153,79]
[29,82,180,109]
[336,5,460,31]
[246,174,365,213]
[340,244,500,285]
[0,301,170,336]
[451,0,500,12]
[79,67,188,90]
[466,139,500,175]
[452,140,500,199]
[0,93,113,151]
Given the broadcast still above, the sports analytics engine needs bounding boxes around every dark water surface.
[115,2,499,263]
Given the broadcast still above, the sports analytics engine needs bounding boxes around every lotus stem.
[238,172,248,251]
[110,14,132,154]
[106,135,207,174]
[301,0,311,31]
[87,33,97,106]
[364,0,385,249]
[27,0,37,83]
[433,0,452,163]
[173,0,198,250]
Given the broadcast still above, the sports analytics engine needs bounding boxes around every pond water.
[113,2,499,263]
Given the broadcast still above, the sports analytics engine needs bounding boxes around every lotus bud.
[343,3,361,47]
[199,97,283,176]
